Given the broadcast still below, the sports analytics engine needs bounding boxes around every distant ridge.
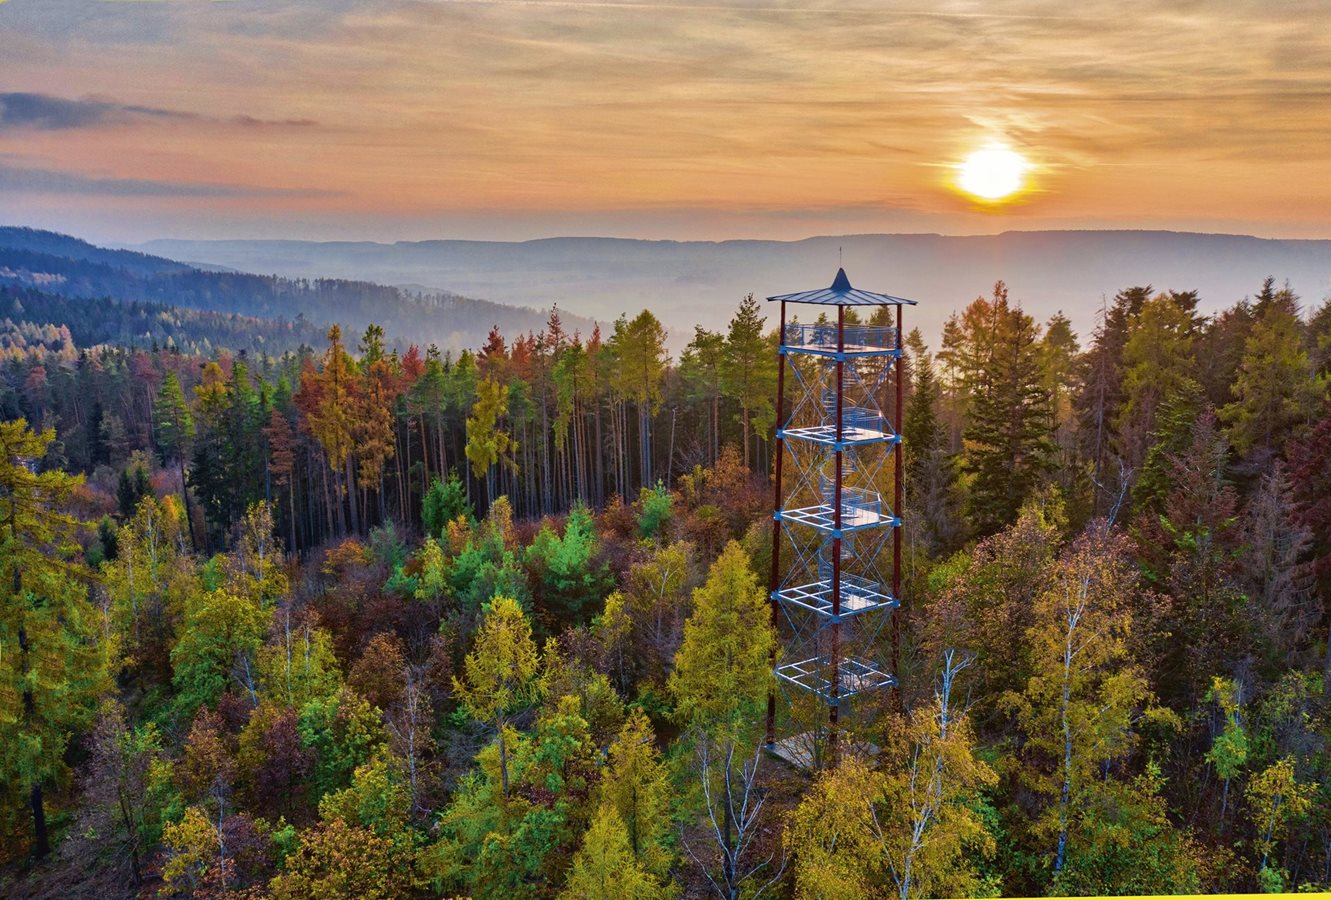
[135,230,1331,346]
[0,227,593,354]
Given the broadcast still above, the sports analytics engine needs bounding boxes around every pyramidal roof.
[767,268,917,307]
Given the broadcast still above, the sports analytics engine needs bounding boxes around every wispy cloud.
[0,93,190,130]
[0,0,1329,237]
[0,93,317,132]
[0,163,340,198]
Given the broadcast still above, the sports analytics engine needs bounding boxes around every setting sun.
[958,145,1029,201]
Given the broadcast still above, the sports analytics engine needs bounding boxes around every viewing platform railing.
[783,322,899,355]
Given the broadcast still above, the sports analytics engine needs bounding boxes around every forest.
[0,227,591,356]
[1,270,1330,899]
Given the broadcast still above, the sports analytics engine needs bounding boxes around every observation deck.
[773,576,899,619]
[775,656,898,704]
[781,322,900,359]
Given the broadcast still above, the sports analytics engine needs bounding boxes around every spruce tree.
[962,291,1054,535]
[1221,285,1320,460]
[903,329,962,554]
[1117,293,1202,471]
[154,370,197,548]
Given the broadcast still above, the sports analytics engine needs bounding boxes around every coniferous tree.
[189,361,232,545]
[962,285,1054,535]
[1074,287,1149,515]
[679,326,726,465]
[611,311,668,490]
[1196,298,1257,409]
[669,541,778,899]
[305,326,360,534]
[1286,404,1331,690]
[0,419,111,857]
[354,342,398,524]
[721,293,776,470]
[596,707,674,880]
[1040,310,1081,439]
[1221,284,1321,462]
[560,804,664,900]
[1117,292,1202,472]
[1139,408,1246,705]
[1309,298,1331,380]
[465,376,517,507]
[154,370,198,548]
[1237,462,1315,676]
[264,407,298,552]
[453,595,539,797]
[902,329,962,555]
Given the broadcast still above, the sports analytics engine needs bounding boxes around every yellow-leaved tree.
[0,419,111,857]
[785,650,998,900]
[1010,525,1197,895]
[453,594,539,796]
[597,706,675,880]
[561,804,665,900]
[1247,756,1316,891]
[668,540,777,899]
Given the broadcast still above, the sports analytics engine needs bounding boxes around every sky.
[1,0,1330,244]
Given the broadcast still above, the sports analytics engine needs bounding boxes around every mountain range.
[135,231,1331,347]
[0,227,590,355]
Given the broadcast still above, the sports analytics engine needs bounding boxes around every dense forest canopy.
[1,255,1330,898]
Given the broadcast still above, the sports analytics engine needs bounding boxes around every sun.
[957,145,1029,201]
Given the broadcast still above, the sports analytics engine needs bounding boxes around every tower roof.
[767,268,917,307]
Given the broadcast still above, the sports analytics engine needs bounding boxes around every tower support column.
[829,306,845,765]
[766,301,788,747]
[893,304,903,709]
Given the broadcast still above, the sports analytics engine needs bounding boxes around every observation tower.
[764,268,914,767]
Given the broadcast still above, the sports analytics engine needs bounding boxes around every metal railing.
[819,482,881,522]
[784,322,898,351]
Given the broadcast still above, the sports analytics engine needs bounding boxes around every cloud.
[0,163,341,199]
[2,0,1330,236]
[232,114,319,128]
[0,93,184,130]
[0,93,318,132]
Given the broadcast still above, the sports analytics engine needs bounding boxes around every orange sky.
[2,0,1330,242]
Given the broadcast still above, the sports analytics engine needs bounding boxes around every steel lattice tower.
[764,268,915,768]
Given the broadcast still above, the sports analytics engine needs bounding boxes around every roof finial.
[839,245,843,266]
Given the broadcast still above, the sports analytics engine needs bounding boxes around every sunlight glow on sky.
[1,0,1330,242]
[957,145,1029,202]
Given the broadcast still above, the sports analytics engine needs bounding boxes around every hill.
[0,227,593,354]
[0,284,327,358]
[136,230,1331,345]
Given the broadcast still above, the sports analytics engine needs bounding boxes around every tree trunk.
[321,457,335,538]
[178,455,198,552]
[14,560,50,860]
[30,782,49,859]
[722,769,734,899]
[498,720,510,797]
[1055,635,1073,874]
[594,399,605,505]
[287,480,298,556]
[713,392,720,464]
[742,404,751,469]
[418,414,430,494]
[345,457,360,535]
